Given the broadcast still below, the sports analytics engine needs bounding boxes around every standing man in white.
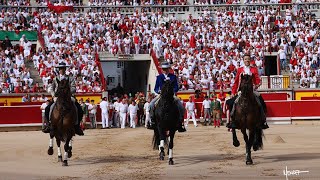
[201,95,211,126]
[128,101,138,128]
[119,98,128,129]
[185,96,198,128]
[144,98,151,128]
[100,97,109,129]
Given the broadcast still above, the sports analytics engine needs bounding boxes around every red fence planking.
[261,93,289,101]
[0,106,42,124]
[265,101,291,117]
[290,100,320,118]
[301,97,320,100]
[2,100,320,126]
[11,102,43,106]
[0,103,4,106]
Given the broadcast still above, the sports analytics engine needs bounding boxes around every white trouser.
[186,111,197,126]
[135,44,140,54]
[120,112,127,129]
[145,111,150,127]
[129,113,137,128]
[101,111,109,128]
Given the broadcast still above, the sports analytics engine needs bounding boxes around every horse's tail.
[255,128,264,150]
[152,128,160,150]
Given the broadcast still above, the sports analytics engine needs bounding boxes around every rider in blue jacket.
[149,61,186,132]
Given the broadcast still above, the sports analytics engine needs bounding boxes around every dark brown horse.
[152,80,179,165]
[232,74,264,165]
[47,78,76,166]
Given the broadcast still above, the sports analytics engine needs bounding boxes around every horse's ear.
[241,73,244,79]
[56,78,60,84]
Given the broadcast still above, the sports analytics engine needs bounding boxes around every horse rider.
[149,61,186,132]
[42,62,84,136]
[227,54,269,130]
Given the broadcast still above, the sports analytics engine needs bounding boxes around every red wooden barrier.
[11,102,43,106]
[1,100,320,127]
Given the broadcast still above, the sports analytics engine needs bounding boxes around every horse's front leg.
[67,139,72,158]
[168,130,175,165]
[62,138,72,166]
[47,133,54,155]
[158,128,166,161]
[56,138,63,162]
[242,128,253,165]
[232,128,240,147]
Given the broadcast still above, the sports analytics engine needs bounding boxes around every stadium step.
[25,60,43,86]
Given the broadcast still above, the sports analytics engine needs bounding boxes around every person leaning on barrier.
[42,62,84,136]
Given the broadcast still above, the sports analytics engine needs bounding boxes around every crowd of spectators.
[1,2,320,94]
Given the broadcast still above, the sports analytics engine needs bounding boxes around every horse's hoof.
[253,145,259,151]
[48,147,53,155]
[159,151,165,161]
[169,158,174,165]
[58,156,63,162]
[246,160,253,165]
[68,151,72,158]
[233,140,240,147]
[62,160,68,166]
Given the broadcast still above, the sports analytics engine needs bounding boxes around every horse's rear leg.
[47,134,54,155]
[242,129,253,165]
[56,139,63,162]
[232,128,240,147]
[168,131,175,165]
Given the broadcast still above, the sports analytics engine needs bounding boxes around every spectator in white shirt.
[185,97,198,128]
[119,98,128,129]
[144,98,151,128]
[201,95,211,126]
[88,100,97,129]
[40,100,50,129]
[128,101,138,128]
[100,97,109,129]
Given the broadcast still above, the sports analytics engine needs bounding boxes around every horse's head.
[240,74,253,96]
[56,78,71,98]
[161,80,174,99]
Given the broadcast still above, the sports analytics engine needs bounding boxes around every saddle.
[48,102,78,123]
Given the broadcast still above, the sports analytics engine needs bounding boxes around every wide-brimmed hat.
[159,61,171,69]
[55,62,70,68]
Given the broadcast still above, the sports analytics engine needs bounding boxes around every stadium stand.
[0,2,320,94]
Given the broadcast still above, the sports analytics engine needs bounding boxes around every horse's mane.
[56,78,73,112]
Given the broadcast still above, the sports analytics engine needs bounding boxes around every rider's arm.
[154,76,160,94]
[70,77,76,95]
[173,76,179,93]
[231,71,240,95]
[252,68,261,89]
[47,79,56,97]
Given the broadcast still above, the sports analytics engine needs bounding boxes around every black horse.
[152,80,179,165]
[47,78,76,166]
[232,74,264,165]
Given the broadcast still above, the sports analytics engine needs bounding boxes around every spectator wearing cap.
[99,97,109,129]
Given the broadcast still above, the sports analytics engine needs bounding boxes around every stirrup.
[42,125,50,133]
[75,125,84,136]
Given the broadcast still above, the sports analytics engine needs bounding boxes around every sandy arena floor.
[0,123,319,180]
